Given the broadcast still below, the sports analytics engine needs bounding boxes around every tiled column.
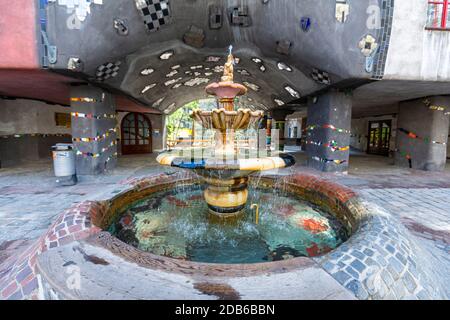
[71,86,118,175]
[306,90,352,172]
[395,97,449,171]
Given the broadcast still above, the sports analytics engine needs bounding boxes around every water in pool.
[109,185,348,264]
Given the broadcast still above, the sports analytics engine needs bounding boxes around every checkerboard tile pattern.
[134,0,171,32]
[95,62,121,81]
[311,68,331,85]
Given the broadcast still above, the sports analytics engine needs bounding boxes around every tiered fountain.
[157,48,295,219]
[106,50,348,263]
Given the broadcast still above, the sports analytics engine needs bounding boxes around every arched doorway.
[121,112,152,155]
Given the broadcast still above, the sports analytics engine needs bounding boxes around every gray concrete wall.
[0,99,72,167]
[448,131,450,159]
[0,99,71,135]
[384,0,450,81]
[0,136,74,168]
[239,0,377,79]
[350,118,367,151]
[395,97,449,171]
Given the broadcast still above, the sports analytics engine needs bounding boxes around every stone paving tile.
[314,202,448,300]
[0,201,103,300]
[0,157,166,245]
[358,189,450,253]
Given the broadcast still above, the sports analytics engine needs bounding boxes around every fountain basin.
[98,173,357,264]
[205,81,247,99]
[157,152,295,171]
[191,108,264,130]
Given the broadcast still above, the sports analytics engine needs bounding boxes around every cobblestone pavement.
[315,203,448,300]
[357,189,450,298]
[0,153,449,299]
[359,189,450,242]
[0,156,170,245]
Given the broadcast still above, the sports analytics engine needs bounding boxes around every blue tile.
[363,248,374,256]
[381,269,394,287]
[416,290,430,300]
[350,250,365,260]
[346,280,369,300]
[333,271,351,285]
[389,256,404,274]
[322,262,335,273]
[386,244,395,254]
[350,259,366,273]
[387,264,399,280]
[345,266,359,279]
[402,271,418,293]
[376,255,387,267]
[395,252,407,265]
[365,257,378,266]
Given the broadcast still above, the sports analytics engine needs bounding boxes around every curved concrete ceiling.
[5,0,450,116]
[114,42,320,113]
[45,0,373,112]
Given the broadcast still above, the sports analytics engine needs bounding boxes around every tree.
[166,100,199,142]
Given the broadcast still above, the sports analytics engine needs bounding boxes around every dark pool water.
[109,185,348,264]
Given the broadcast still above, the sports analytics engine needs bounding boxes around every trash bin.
[52,143,77,186]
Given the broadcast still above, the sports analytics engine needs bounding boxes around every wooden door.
[121,113,152,155]
[367,120,391,156]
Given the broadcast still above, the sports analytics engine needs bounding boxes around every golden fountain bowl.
[191,108,264,131]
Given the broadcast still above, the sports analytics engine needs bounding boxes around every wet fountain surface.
[109,184,348,264]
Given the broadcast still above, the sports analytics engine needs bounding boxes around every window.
[426,1,450,29]
[55,113,71,128]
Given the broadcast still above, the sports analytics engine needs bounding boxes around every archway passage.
[121,112,152,155]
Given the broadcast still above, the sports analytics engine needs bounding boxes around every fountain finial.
[221,45,235,83]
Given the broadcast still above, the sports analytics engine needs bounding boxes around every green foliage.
[166,100,199,140]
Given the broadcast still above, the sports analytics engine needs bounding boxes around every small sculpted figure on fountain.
[221,45,235,83]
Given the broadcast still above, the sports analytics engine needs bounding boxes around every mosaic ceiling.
[41,0,382,113]
[118,43,319,114]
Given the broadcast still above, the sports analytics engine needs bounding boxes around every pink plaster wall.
[0,0,39,69]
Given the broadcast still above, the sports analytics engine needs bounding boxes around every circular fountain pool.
[108,184,348,264]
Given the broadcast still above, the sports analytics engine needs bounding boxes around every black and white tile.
[311,68,331,85]
[95,61,121,81]
[134,0,171,32]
